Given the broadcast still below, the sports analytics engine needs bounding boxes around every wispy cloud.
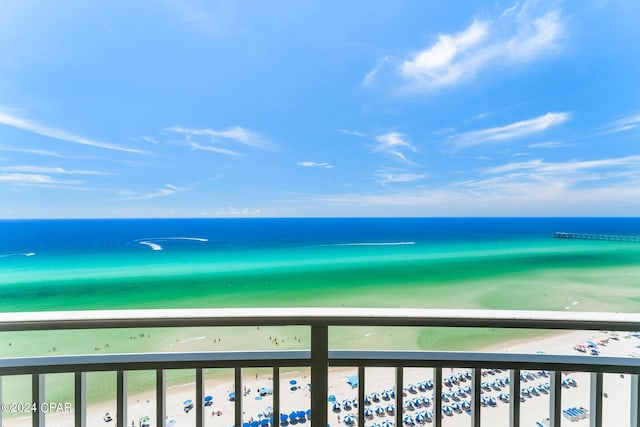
[0,110,146,154]
[366,2,564,93]
[298,161,333,169]
[337,129,366,137]
[362,55,391,86]
[483,155,640,176]
[113,184,187,201]
[447,112,570,150]
[528,141,571,149]
[374,132,417,164]
[1,165,111,175]
[596,112,640,136]
[375,170,427,187]
[0,173,85,189]
[169,125,271,156]
[0,144,69,158]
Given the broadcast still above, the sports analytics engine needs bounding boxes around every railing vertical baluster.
[117,370,127,427]
[471,368,481,427]
[156,369,166,427]
[549,371,562,427]
[0,375,3,427]
[631,374,640,427]
[311,325,329,427]
[358,366,365,427]
[32,373,45,427]
[235,368,242,427]
[197,367,204,427]
[509,369,520,427]
[434,367,442,427]
[395,366,404,427]
[590,372,603,427]
[74,372,86,427]
[273,367,280,427]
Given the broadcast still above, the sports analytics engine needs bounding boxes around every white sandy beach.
[3,329,638,427]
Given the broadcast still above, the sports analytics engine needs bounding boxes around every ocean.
[2,217,640,405]
[1,217,639,313]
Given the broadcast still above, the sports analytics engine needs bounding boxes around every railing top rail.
[1,308,640,331]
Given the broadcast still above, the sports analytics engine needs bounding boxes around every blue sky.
[1,0,639,218]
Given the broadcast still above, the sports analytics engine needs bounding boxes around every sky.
[0,0,639,218]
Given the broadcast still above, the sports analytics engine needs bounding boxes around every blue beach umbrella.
[332,402,341,411]
[375,406,385,416]
[183,399,193,406]
[381,421,393,427]
[229,392,235,401]
[364,408,374,418]
[386,404,395,414]
[167,421,176,427]
[261,420,270,426]
[290,380,297,385]
[280,414,288,422]
[204,395,213,402]
[415,413,425,423]
[381,390,390,400]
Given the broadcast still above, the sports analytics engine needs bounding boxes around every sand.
[2,328,638,427]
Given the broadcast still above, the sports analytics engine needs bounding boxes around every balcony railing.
[1,308,640,427]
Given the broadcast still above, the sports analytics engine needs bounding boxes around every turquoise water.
[1,218,639,312]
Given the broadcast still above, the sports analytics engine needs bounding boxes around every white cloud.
[596,113,640,135]
[189,142,242,157]
[0,144,69,158]
[337,129,366,137]
[483,155,640,176]
[447,112,569,150]
[298,161,333,169]
[367,2,564,92]
[0,173,83,188]
[528,141,571,149]
[0,110,146,154]
[374,132,417,164]
[362,55,391,86]
[169,126,270,148]
[375,171,427,187]
[1,165,110,175]
[113,184,187,201]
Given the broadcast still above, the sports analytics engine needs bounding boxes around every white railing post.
[74,371,86,427]
[311,325,328,427]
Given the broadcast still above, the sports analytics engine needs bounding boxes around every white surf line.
[138,241,163,251]
[328,241,415,246]
[135,237,209,251]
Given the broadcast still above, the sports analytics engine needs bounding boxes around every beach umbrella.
[306,410,311,418]
[442,405,452,415]
[252,422,260,427]
[372,392,380,402]
[463,385,472,394]
[364,395,372,405]
[183,399,193,406]
[450,402,461,412]
[415,413,425,424]
[343,415,355,426]
[264,406,273,417]
[408,384,417,393]
[425,380,433,390]
[381,390,390,400]
[419,397,430,407]
[243,423,250,427]
[261,419,270,426]
[229,392,235,401]
[332,402,341,411]
[290,380,297,385]
[403,415,414,425]
[375,406,385,416]
[461,400,471,410]
[342,399,352,410]
[205,395,213,401]
[424,411,432,420]
[381,421,393,427]
[166,420,176,427]
[364,408,374,418]
[280,414,288,422]
[386,404,395,414]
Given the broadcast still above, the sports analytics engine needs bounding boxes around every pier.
[553,231,640,243]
